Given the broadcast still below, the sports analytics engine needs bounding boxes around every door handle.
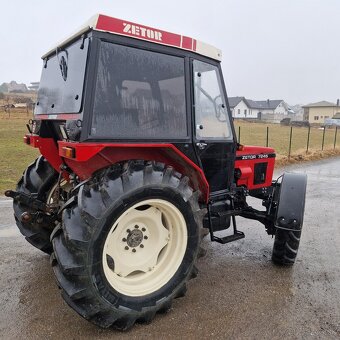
[196,142,207,150]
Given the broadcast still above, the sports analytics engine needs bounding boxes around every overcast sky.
[0,0,339,105]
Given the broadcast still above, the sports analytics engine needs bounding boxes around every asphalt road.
[0,158,339,339]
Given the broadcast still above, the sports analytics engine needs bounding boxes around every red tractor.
[6,14,307,330]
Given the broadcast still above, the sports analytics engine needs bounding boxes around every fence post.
[238,126,241,143]
[306,126,311,154]
[266,126,269,147]
[288,126,293,159]
[334,127,338,149]
[322,126,326,151]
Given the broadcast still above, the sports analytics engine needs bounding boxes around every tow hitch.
[5,190,57,214]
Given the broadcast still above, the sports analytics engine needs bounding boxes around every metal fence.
[236,124,339,158]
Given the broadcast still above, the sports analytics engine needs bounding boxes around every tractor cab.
[33,14,277,197]
[33,14,238,194]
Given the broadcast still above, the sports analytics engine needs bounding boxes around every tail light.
[61,146,76,158]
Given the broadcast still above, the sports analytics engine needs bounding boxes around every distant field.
[234,120,339,156]
[0,113,38,192]
[0,112,339,192]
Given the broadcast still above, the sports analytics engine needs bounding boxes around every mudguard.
[275,173,307,231]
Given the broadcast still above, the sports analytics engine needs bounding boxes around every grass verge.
[0,114,38,192]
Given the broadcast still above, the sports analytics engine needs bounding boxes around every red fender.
[57,141,210,202]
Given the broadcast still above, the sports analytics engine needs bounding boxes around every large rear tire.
[51,161,205,330]
[13,156,58,254]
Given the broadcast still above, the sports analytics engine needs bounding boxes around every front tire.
[51,161,205,329]
[271,173,306,266]
[272,229,301,265]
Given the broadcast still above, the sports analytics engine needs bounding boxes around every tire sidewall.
[89,185,199,310]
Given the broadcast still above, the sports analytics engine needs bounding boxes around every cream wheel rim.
[102,199,188,296]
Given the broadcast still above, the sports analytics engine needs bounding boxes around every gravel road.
[0,158,339,339]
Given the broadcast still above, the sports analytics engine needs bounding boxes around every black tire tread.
[51,160,206,330]
[272,229,301,265]
[13,156,58,254]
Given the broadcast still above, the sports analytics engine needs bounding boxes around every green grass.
[0,113,38,192]
[234,121,339,156]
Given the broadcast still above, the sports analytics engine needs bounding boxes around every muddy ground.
[0,158,339,339]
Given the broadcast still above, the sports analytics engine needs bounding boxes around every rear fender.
[58,142,210,202]
[275,173,307,231]
[24,137,210,201]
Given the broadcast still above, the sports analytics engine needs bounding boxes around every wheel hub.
[126,228,143,248]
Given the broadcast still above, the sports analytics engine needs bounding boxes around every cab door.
[192,60,236,192]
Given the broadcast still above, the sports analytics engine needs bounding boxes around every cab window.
[91,42,187,139]
[193,60,232,140]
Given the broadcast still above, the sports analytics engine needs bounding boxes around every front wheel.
[51,161,205,329]
[272,229,301,265]
[271,173,307,265]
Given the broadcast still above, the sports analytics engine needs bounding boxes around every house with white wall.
[228,97,258,119]
[229,97,293,121]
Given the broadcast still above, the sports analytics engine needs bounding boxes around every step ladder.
[207,193,245,244]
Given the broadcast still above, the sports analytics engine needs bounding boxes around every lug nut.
[122,238,127,242]
[140,244,144,248]
[127,229,131,233]
[134,225,139,229]
[142,227,146,232]
[132,248,136,253]
[125,246,129,250]
[144,236,148,240]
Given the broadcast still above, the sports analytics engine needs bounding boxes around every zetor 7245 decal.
[6,14,307,330]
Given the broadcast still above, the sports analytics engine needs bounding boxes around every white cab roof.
[42,14,222,61]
